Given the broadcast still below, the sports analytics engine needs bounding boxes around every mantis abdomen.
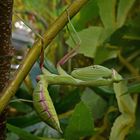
[33,77,62,133]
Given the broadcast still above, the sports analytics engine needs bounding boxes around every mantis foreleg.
[110,71,137,140]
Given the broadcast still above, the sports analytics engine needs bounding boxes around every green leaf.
[66,26,104,58]
[81,88,107,119]
[97,0,116,29]
[7,111,41,128]
[117,0,136,28]
[56,88,81,113]
[123,83,140,95]
[127,132,140,140]
[74,0,99,31]
[92,86,114,96]
[9,101,32,113]
[7,124,41,140]
[95,44,118,64]
[65,102,95,140]
[30,62,41,87]
[7,123,59,140]
[44,57,58,74]
[6,133,19,140]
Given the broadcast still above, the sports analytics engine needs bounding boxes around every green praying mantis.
[34,64,120,133]
[33,64,137,140]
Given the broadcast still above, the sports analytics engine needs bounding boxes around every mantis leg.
[110,71,137,140]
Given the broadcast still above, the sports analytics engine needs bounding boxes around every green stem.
[0,0,90,113]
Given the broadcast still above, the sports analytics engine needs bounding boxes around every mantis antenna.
[13,12,44,40]
[66,9,81,45]
[57,9,81,66]
[13,12,45,68]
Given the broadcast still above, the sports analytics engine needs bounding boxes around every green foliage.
[55,88,81,113]
[74,0,99,31]
[117,0,136,27]
[7,124,41,140]
[94,45,118,65]
[81,88,107,119]
[67,26,104,58]
[7,112,41,128]
[9,101,32,113]
[65,102,95,140]
[97,0,116,29]
[124,83,140,95]
[66,23,118,64]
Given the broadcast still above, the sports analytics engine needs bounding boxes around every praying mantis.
[33,64,120,133]
[33,64,137,140]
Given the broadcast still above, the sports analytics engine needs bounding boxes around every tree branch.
[0,0,90,113]
[0,0,14,139]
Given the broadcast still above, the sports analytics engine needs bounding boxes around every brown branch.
[0,0,90,113]
[0,0,14,91]
[0,0,14,139]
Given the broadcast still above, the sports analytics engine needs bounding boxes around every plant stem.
[118,52,140,78]
[0,0,90,113]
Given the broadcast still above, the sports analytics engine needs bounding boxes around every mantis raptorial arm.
[41,65,122,87]
[57,9,81,66]
[110,70,137,140]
